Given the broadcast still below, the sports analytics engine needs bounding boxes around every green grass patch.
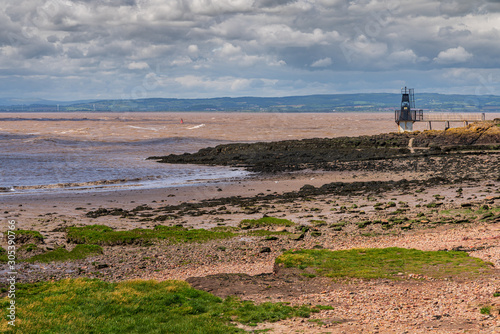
[357,221,372,228]
[275,247,493,280]
[8,230,44,243]
[309,220,327,227]
[245,230,291,237]
[300,273,317,278]
[439,206,500,220]
[66,225,236,246]
[239,217,295,229]
[480,306,492,315]
[24,245,103,263]
[426,202,443,208]
[0,247,7,263]
[329,222,346,231]
[0,278,319,333]
[210,226,240,233]
[21,243,38,252]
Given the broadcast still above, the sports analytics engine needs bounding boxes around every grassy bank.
[0,278,323,333]
[66,225,236,246]
[275,247,494,279]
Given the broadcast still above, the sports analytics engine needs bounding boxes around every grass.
[25,245,103,263]
[329,222,346,231]
[0,244,102,264]
[480,306,491,315]
[66,225,236,246]
[309,220,327,227]
[439,206,500,220]
[7,229,44,243]
[0,278,323,333]
[245,230,291,237]
[275,247,493,280]
[0,247,7,262]
[239,217,295,229]
[21,243,38,252]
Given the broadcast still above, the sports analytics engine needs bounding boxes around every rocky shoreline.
[148,120,500,173]
[1,121,500,333]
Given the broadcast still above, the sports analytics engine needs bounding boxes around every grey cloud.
[1,0,500,100]
[256,0,296,7]
[438,0,480,16]
[438,26,473,39]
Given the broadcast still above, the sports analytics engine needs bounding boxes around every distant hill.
[1,93,500,112]
[0,98,95,107]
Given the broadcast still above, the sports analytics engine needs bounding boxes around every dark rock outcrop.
[148,121,500,173]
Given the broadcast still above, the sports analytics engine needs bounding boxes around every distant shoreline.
[3,92,500,112]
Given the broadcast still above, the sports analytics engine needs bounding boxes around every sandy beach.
[2,165,500,333]
[1,113,499,333]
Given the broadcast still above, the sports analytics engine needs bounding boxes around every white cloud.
[434,46,473,64]
[388,49,418,64]
[173,75,277,93]
[127,61,149,70]
[253,25,340,47]
[311,57,332,67]
[187,44,199,56]
[1,0,500,99]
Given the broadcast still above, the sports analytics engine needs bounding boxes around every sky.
[2,0,500,101]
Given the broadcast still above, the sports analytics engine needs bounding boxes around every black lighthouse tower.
[395,87,423,132]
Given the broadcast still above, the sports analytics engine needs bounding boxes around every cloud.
[387,49,426,64]
[127,61,149,70]
[311,57,332,67]
[434,46,473,64]
[1,0,500,99]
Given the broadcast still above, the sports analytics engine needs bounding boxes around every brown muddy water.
[1,112,498,194]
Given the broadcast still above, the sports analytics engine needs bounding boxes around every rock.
[260,247,271,253]
[148,121,500,173]
[289,233,305,241]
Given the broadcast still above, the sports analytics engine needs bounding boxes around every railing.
[422,113,485,122]
[395,109,423,122]
[396,111,484,123]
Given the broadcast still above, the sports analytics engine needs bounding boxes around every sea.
[1,112,495,195]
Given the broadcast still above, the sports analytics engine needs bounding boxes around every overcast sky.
[2,0,500,100]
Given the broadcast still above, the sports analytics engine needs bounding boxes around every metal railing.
[422,113,485,122]
[395,109,423,122]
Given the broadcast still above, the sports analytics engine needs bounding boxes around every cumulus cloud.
[434,46,473,64]
[311,57,332,67]
[127,61,149,70]
[1,0,500,99]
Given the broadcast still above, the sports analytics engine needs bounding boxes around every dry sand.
[2,169,499,333]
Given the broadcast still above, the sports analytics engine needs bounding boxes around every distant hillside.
[1,93,500,112]
[0,98,95,107]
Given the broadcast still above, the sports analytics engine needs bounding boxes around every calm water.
[1,112,496,194]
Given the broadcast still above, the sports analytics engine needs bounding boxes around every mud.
[186,269,333,299]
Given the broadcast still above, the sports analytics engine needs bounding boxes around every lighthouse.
[395,87,423,132]
[394,87,486,132]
